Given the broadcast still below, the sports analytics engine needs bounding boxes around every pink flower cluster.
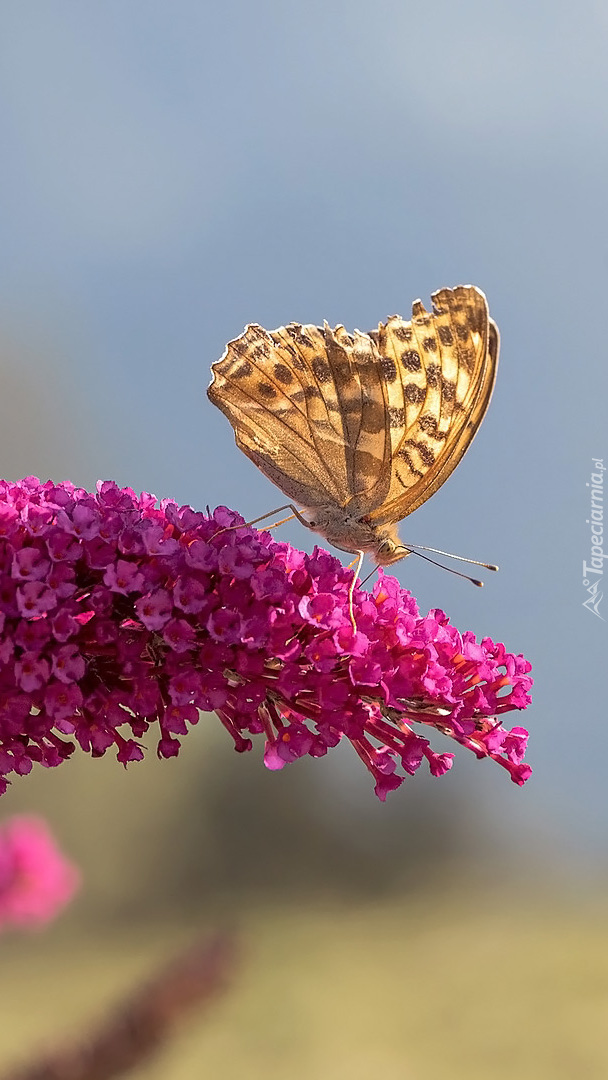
[0,478,532,799]
[0,815,80,929]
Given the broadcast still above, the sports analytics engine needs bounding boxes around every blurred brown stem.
[3,931,237,1080]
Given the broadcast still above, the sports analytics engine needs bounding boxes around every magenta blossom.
[0,478,532,800]
[0,815,80,929]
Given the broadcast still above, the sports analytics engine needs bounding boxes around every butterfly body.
[296,505,407,565]
[208,286,499,565]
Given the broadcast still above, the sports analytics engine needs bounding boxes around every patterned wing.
[367,285,499,526]
[207,320,393,512]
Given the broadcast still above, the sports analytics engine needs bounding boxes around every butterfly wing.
[207,320,393,512]
[365,285,499,526]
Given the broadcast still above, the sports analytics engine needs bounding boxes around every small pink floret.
[0,815,80,930]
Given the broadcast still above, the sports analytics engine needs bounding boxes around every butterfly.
[207,285,499,592]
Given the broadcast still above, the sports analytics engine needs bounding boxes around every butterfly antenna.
[407,548,486,586]
[403,543,498,573]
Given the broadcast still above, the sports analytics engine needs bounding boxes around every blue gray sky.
[0,0,607,862]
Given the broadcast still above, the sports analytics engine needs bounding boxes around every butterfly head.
[372,526,411,567]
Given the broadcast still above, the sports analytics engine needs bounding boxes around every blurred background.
[0,2,607,1077]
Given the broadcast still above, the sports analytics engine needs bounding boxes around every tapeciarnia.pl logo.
[582,457,605,620]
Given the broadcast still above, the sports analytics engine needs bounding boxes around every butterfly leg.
[265,513,298,529]
[211,504,306,540]
[347,550,365,633]
[359,566,379,588]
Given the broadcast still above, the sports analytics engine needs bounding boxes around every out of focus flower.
[0,815,80,929]
[0,478,532,800]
